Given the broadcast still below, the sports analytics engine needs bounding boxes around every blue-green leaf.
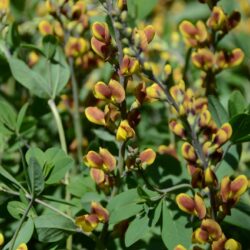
[161,201,191,249]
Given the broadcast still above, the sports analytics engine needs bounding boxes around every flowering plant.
[0,0,249,249]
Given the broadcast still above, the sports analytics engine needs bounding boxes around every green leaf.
[151,200,162,227]
[67,176,95,197]
[16,103,29,133]
[9,46,70,99]
[43,147,74,184]
[107,188,140,212]
[125,214,150,247]
[28,157,45,196]
[3,218,34,250]
[127,0,157,19]
[224,208,250,231]
[229,114,250,143]
[228,90,246,118]
[8,57,51,98]
[33,47,70,99]
[42,35,57,59]
[7,201,29,219]
[208,95,229,127]
[34,214,76,243]
[109,203,143,225]
[0,165,24,191]
[216,145,241,180]
[161,201,191,249]
[0,99,17,132]
[6,22,20,48]
[26,147,73,185]
[92,128,116,142]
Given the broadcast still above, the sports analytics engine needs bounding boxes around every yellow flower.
[0,233,4,246]
[16,243,28,250]
[0,0,9,10]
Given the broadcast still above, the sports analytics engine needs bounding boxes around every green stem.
[69,58,83,165]
[9,197,34,250]
[0,187,75,222]
[48,99,72,249]
[48,99,67,153]
[156,183,192,194]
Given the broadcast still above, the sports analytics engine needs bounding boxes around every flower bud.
[38,20,53,36]
[169,120,186,138]
[181,142,197,162]
[205,167,218,187]
[207,6,226,30]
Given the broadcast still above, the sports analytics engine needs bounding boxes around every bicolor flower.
[193,219,222,243]
[212,123,232,147]
[134,25,155,51]
[146,83,166,101]
[215,49,244,70]
[75,214,99,232]
[170,80,185,105]
[169,119,186,138]
[85,106,106,125]
[116,0,127,11]
[158,144,178,159]
[91,37,111,60]
[181,142,197,162]
[120,56,140,76]
[65,37,88,57]
[207,6,226,30]
[90,168,105,184]
[220,175,248,205]
[198,109,212,128]
[226,11,241,31]
[83,147,116,172]
[38,20,53,36]
[92,22,111,44]
[176,193,206,219]
[139,148,156,166]
[116,120,135,141]
[179,20,208,47]
[91,202,109,223]
[192,48,214,71]
[93,80,125,103]
[72,0,86,18]
[204,167,218,188]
